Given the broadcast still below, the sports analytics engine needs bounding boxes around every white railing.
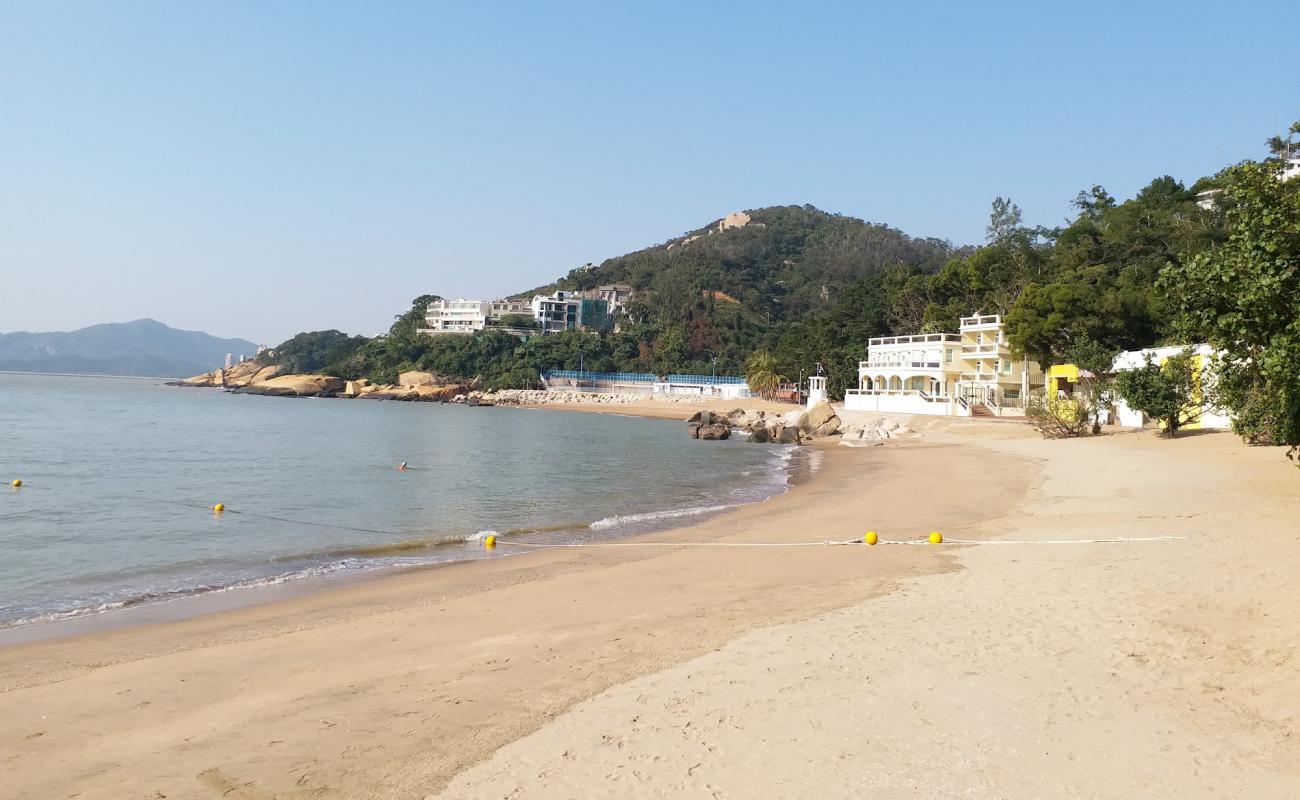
[859,360,943,370]
[867,333,961,346]
[960,314,1001,328]
[847,388,950,403]
[961,344,1003,357]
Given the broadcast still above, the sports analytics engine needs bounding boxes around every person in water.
[398,462,408,471]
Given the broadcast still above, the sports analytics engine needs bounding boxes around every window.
[1002,359,1012,374]
[945,348,953,364]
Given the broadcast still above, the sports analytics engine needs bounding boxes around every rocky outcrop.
[235,374,345,397]
[398,371,438,388]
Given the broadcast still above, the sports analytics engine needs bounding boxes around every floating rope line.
[6,483,1189,549]
[494,535,1187,549]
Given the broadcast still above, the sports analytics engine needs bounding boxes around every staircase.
[969,403,995,418]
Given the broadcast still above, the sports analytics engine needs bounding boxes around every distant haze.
[0,319,259,378]
[1,3,1293,342]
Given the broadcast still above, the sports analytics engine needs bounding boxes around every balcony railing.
[867,333,961,346]
[960,344,1004,357]
[960,314,1001,328]
[859,360,943,370]
[845,389,949,402]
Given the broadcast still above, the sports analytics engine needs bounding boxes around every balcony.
[867,333,960,347]
[960,314,1001,330]
[960,344,1005,358]
[859,360,945,371]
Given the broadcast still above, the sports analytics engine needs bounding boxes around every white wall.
[843,392,968,416]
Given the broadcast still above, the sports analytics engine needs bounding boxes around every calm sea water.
[0,373,806,632]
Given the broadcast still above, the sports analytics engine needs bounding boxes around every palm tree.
[745,349,785,400]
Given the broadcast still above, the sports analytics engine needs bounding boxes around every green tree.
[1160,155,1300,456]
[744,349,785,400]
[1114,350,1200,437]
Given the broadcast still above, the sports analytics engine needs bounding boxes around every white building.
[1110,344,1230,430]
[421,298,533,335]
[531,290,581,333]
[844,313,1042,417]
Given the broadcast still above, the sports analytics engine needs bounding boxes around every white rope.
[494,535,1186,550]
[883,536,1186,546]
[496,539,859,548]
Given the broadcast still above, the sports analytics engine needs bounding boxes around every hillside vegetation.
[259,118,1300,453]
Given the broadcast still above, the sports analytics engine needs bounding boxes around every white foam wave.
[589,504,737,530]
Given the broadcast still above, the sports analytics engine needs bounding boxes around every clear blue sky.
[2,1,1295,344]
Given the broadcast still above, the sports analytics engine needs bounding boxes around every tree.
[744,349,785,400]
[1113,350,1200,437]
[1160,155,1300,458]
[1265,119,1300,160]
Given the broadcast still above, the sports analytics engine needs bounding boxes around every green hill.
[527,204,961,324]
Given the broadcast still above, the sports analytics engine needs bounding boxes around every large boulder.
[697,423,730,440]
[398,371,438,388]
[776,426,803,445]
[748,426,771,444]
[243,374,344,397]
[797,401,841,438]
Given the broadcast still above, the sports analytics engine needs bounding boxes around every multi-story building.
[845,313,1042,416]
[421,298,536,335]
[422,299,493,334]
[532,290,581,333]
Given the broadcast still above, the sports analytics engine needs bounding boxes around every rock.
[697,423,730,440]
[688,423,702,439]
[467,375,483,391]
[798,401,836,433]
[687,411,705,424]
[177,371,219,387]
[343,380,365,397]
[839,437,883,448]
[241,374,344,397]
[776,426,802,445]
[749,427,771,444]
[398,371,438,388]
[212,368,225,387]
[250,365,281,384]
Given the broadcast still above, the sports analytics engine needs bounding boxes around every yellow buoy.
[484,535,497,550]
[929,531,943,544]
[213,502,225,513]
[10,479,21,488]
[863,531,878,546]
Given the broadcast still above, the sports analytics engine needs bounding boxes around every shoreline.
[0,427,1025,799]
[0,396,808,645]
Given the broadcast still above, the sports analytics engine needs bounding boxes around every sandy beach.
[2,403,1298,799]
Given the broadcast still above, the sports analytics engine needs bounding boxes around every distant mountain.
[0,319,259,378]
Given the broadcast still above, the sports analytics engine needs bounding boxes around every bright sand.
[2,405,1299,798]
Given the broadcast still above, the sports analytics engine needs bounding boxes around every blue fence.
[666,374,747,385]
[544,370,656,383]
[544,370,748,386]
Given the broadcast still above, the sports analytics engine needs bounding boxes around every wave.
[589,503,738,530]
[0,559,365,631]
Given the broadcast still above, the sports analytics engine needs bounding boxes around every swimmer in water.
[398,462,408,471]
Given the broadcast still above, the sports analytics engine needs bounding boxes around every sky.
[1,1,1296,344]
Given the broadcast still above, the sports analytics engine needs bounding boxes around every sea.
[0,373,812,637]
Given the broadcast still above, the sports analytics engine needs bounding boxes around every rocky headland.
[174,363,480,402]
